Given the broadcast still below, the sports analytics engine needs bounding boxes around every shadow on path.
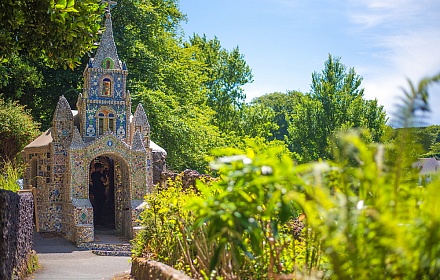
[26,232,132,280]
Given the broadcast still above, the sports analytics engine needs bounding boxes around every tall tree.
[288,54,387,162]
[310,54,364,135]
[187,34,253,132]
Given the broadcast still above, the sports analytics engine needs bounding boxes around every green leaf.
[62,7,79,13]
[54,3,65,9]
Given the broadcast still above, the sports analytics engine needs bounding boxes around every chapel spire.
[91,0,121,69]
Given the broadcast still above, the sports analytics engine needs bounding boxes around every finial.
[102,0,117,14]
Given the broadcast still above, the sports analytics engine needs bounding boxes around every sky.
[179,0,440,126]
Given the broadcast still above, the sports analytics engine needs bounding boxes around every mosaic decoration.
[133,104,150,141]
[21,7,167,245]
[91,12,122,70]
[131,131,145,152]
[76,225,94,243]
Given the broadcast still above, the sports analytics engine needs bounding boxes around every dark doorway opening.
[89,156,115,229]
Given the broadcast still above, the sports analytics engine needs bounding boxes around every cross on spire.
[102,0,117,14]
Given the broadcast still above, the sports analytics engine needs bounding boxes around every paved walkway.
[26,231,132,280]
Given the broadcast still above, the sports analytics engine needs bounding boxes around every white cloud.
[348,0,440,125]
[348,0,431,29]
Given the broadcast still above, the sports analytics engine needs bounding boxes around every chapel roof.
[150,140,167,155]
[24,128,52,149]
[23,125,166,153]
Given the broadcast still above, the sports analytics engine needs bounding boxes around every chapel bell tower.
[76,3,131,144]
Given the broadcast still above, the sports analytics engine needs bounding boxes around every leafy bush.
[0,98,40,162]
[132,177,213,276]
[0,161,23,192]
[133,151,313,279]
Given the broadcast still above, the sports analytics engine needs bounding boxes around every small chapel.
[22,5,167,243]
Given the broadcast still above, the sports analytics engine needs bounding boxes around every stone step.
[78,242,132,252]
[91,249,132,257]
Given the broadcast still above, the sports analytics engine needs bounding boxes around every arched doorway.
[89,155,130,236]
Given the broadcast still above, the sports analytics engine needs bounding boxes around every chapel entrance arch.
[88,154,130,236]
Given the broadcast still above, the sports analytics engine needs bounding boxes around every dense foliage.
[251,91,299,141]
[0,99,40,163]
[0,161,23,192]
[286,55,388,162]
[133,75,440,279]
[0,0,394,172]
[187,34,253,132]
[0,0,103,68]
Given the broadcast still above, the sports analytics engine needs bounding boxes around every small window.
[102,58,114,69]
[109,119,115,132]
[98,118,104,135]
[96,107,117,137]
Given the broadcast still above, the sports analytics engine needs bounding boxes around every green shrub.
[132,177,209,276]
[133,153,313,279]
[0,161,23,191]
[0,98,40,163]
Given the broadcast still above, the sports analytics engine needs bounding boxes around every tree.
[0,56,85,129]
[251,91,301,141]
[0,99,40,163]
[0,0,104,69]
[239,103,278,140]
[414,125,440,154]
[287,54,388,162]
[187,35,253,132]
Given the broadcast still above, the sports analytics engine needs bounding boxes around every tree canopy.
[251,91,301,141]
[287,55,388,162]
[0,0,418,172]
[0,0,104,69]
[187,35,253,132]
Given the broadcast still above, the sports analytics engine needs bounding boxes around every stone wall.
[131,258,193,280]
[159,169,215,190]
[0,190,35,279]
[152,150,167,185]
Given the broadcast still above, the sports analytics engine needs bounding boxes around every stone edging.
[131,257,193,280]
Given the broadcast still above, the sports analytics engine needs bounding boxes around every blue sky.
[179,0,440,125]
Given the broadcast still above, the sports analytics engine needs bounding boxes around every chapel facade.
[22,8,166,243]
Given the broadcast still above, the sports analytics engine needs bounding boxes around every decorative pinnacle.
[102,0,117,14]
